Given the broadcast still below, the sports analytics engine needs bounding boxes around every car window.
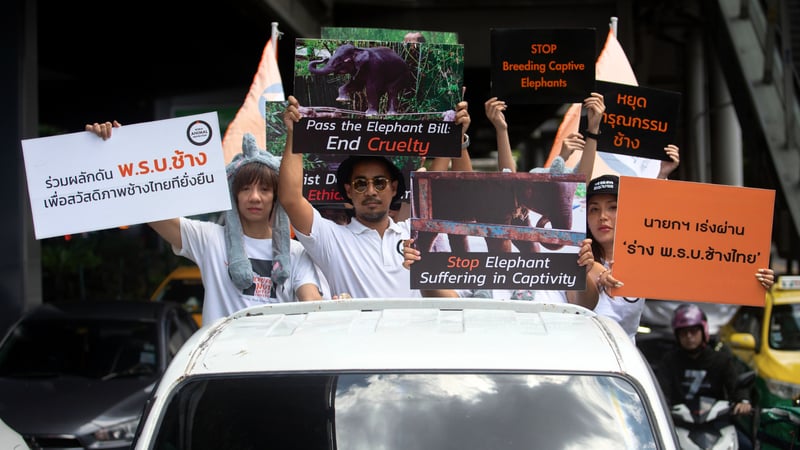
[0,319,158,379]
[769,303,800,350]
[166,311,197,359]
[731,306,763,344]
[157,279,204,315]
[151,373,660,450]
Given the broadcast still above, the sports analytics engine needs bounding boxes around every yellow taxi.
[150,265,204,326]
[718,274,800,448]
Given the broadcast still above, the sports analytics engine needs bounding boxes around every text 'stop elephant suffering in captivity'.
[412,172,581,254]
[308,44,412,116]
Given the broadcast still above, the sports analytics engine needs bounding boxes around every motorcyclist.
[656,303,753,449]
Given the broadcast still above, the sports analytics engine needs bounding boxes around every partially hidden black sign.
[594,80,682,161]
[490,28,596,104]
[292,117,461,158]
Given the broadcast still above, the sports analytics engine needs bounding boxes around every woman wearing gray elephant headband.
[86,123,322,326]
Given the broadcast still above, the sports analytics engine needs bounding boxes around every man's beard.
[356,208,388,223]
[354,197,388,223]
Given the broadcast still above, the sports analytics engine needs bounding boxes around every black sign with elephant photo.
[292,36,464,208]
[409,171,587,291]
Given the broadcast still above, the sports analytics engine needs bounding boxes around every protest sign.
[292,117,460,159]
[292,35,464,207]
[611,176,774,306]
[591,80,682,161]
[547,28,666,179]
[21,113,229,239]
[490,28,596,104]
[410,171,586,291]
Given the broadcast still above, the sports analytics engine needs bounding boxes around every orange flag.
[546,27,660,179]
[222,25,285,164]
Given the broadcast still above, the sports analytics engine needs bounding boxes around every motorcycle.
[672,396,741,450]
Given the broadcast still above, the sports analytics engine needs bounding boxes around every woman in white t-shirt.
[587,158,774,342]
[86,122,322,325]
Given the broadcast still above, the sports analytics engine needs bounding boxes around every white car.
[133,299,679,449]
[0,418,27,450]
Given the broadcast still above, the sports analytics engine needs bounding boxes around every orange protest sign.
[610,176,774,306]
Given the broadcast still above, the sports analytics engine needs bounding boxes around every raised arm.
[657,144,680,180]
[85,120,183,249]
[485,97,515,172]
[557,133,586,170]
[428,157,451,171]
[427,100,472,172]
[575,92,604,179]
[449,100,473,172]
[148,219,183,249]
[279,96,315,235]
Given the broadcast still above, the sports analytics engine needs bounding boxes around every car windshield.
[149,373,660,450]
[769,303,800,350]
[0,318,158,379]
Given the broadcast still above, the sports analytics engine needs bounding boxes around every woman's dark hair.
[585,179,619,265]
[587,228,606,264]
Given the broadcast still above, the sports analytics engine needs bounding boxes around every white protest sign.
[21,112,231,239]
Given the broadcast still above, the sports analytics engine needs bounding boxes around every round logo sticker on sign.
[187,120,212,146]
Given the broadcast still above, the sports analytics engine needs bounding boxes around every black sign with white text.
[292,117,462,158]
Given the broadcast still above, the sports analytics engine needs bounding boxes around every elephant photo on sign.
[410,172,585,254]
[294,37,463,120]
[307,43,412,116]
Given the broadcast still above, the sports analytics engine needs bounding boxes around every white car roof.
[173,299,645,375]
[139,299,677,450]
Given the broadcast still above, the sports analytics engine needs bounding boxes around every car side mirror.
[728,332,757,351]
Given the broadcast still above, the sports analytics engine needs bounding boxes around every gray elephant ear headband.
[224,133,290,290]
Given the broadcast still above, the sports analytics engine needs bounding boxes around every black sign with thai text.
[592,80,682,161]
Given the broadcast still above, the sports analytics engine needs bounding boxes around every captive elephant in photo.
[308,43,412,116]
[414,178,577,254]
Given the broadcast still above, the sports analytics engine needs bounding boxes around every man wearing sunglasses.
[280,95,471,299]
